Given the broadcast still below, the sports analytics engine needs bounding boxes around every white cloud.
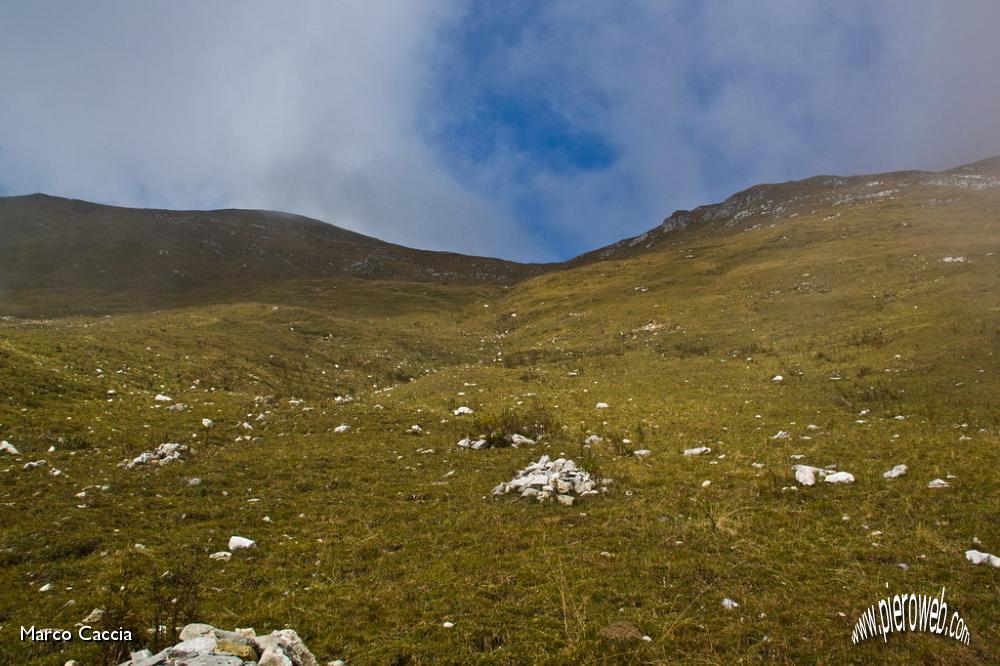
[0,1,549,260]
[1,2,998,260]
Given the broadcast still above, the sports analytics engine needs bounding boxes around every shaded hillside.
[0,194,551,315]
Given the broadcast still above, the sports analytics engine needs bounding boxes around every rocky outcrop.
[118,624,319,666]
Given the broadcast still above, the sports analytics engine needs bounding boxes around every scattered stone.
[701,480,712,488]
[229,536,256,551]
[683,446,711,456]
[595,402,610,409]
[39,582,53,592]
[154,394,173,402]
[927,478,950,489]
[509,434,536,447]
[442,621,454,629]
[883,464,907,479]
[770,431,790,440]
[492,455,605,504]
[965,550,1000,568]
[24,460,47,470]
[82,608,105,624]
[407,424,423,435]
[202,419,214,428]
[792,465,835,486]
[584,434,603,445]
[166,403,188,412]
[452,406,473,416]
[333,424,350,433]
[771,375,783,382]
[0,440,18,455]
[824,471,855,484]
[209,551,232,562]
[721,598,739,610]
[633,449,651,458]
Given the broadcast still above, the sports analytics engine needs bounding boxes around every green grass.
[1,174,999,664]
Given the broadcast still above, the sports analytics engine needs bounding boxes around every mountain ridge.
[2,155,998,315]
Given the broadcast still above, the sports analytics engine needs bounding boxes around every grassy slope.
[1,171,998,664]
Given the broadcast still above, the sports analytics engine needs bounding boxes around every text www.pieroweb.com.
[852,588,971,645]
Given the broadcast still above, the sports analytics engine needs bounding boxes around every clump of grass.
[468,405,557,447]
[847,327,890,347]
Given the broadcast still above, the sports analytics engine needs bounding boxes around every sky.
[1,1,999,262]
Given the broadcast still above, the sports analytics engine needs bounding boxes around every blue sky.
[1,1,999,261]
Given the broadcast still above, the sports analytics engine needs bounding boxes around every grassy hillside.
[0,160,998,664]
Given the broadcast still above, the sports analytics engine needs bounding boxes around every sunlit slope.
[1,160,998,664]
[496,168,1000,423]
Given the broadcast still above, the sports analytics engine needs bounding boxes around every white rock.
[792,464,840,486]
[456,438,471,448]
[965,550,1000,568]
[883,464,907,479]
[259,647,294,666]
[179,623,215,641]
[633,449,651,458]
[470,439,489,450]
[23,460,46,470]
[824,471,855,484]
[595,402,610,409]
[927,478,950,489]
[201,418,214,428]
[442,621,455,628]
[171,635,217,655]
[701,480,712,488]
[770,431,790,440]
[721,598,739,609]
[771,375,783,382]
[82,608,105,624]
[209,551,232,561]
[39,583,53,592]
[452,406,473,416]
[228,536,256,551]
[793,465,819,486]
[334,424,350,433]
[510,434,535,447]
[683,447,711,456]
[0,440,18,455]
[154,394,173,402]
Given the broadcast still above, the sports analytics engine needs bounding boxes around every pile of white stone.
[119,623,322,666]
[491,455,608,506]
[123,443,189,470]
